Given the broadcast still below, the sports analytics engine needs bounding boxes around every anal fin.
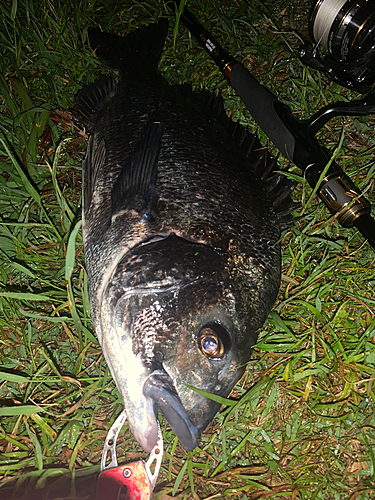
[83,134,106,216]
[111,119,163,220]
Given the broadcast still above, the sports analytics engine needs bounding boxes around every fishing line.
[311,0,347,50]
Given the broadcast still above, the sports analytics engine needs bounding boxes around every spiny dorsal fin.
[73,75,117,130]
[111,119,163,220]
[204,91,300,228]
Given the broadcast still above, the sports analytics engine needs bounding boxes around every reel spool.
[299,0,375,90]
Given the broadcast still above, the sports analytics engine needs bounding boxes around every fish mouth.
[143,369,199,451]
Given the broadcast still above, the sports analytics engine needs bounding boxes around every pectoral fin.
[111,119,163,219]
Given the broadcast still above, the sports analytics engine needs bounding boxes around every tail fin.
[88,19,169,74]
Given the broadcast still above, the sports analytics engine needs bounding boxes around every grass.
[1,0,375,498]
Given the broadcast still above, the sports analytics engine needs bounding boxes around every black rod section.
[353,214,375,249]
[171,1,375,248]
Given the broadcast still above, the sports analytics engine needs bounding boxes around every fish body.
[73,19,288,453]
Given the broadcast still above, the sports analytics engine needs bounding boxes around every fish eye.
[198,322,230,359]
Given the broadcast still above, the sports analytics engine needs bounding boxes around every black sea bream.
[73,19,293,453]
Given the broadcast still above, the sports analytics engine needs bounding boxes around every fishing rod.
[169,1,375,249]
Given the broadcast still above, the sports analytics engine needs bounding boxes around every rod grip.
[228,63,296,159]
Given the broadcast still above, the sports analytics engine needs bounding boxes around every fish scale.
[73,18,294,453]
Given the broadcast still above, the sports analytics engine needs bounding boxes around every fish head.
[99,234,278,453]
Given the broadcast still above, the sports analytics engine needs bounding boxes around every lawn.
[0,0,375,499]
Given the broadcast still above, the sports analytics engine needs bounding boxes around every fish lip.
[127,397,159,454]
[143,369,199,451]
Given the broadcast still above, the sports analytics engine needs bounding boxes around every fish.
[72,18,295,453]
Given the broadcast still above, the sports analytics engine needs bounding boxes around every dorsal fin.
[204,91,300,228]
[111,119,163,220]
[73,75,117,130]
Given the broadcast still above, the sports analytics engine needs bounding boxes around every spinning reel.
[299,0,375,90]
